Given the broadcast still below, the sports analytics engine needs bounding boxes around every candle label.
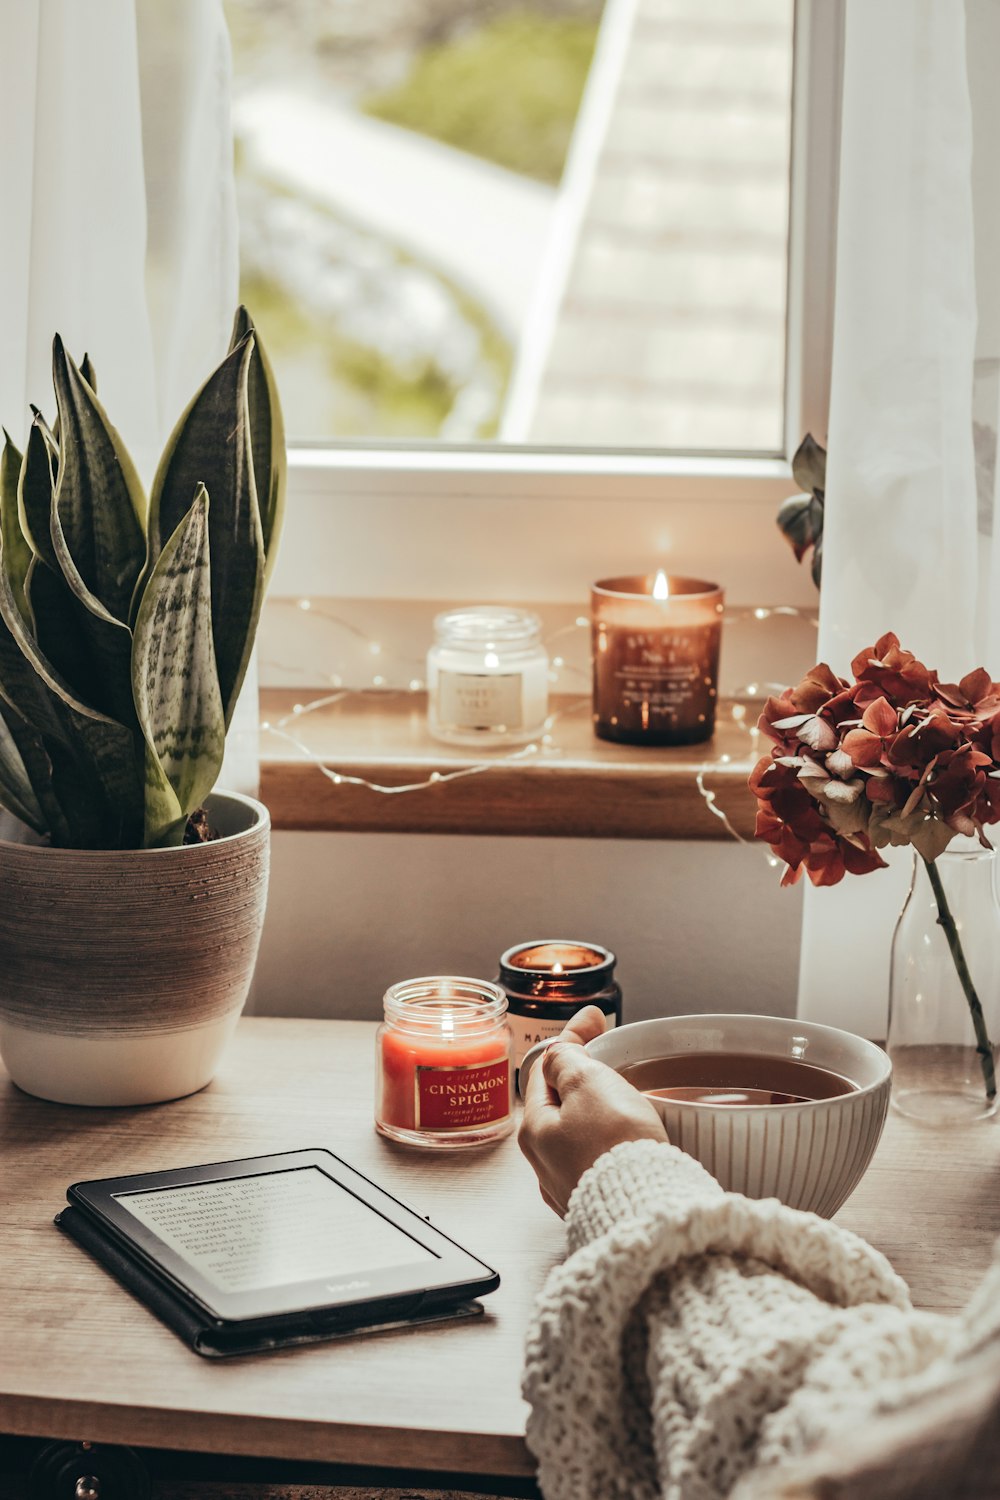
[510,1012,618,1068]
[437,671,523,731]
[615,631,715,719]
[415,1056,511,1131]
[595,624,721,738]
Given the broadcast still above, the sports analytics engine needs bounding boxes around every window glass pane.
[225,0,793,451]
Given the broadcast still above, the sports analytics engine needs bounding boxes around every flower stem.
[922,855,997,1101]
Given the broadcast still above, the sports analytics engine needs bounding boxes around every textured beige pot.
[0,791,269,1106]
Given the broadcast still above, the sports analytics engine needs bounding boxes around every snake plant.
[0,307,285,849]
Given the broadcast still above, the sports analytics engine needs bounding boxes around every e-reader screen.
[114,1166,438,1296]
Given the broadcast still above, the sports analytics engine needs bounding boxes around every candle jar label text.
[437,671,523,731]
[592,622,721,744]
[415,1057,512,1131]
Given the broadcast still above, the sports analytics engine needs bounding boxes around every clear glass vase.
[888,838,1000,1124]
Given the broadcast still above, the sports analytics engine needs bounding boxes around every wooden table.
[3,1019,1000,1495]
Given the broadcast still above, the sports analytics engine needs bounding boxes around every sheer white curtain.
[0,0,257,795]
[798,0,1000,1036]
[0,2,157,467]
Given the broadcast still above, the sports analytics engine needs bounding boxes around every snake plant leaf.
[0,694,77,844]
[132,485,225,845]
[0,556,143,846]
[0,432,32,625]
[51,335,147,622]
[80,352,97,392]
[0,608,137,847]
[26,557,133,728]
[30,404,59,463]
[0,586,68,748]
[46,501,137,730]
[17,417,59,572]
[229,306,286,582]
[146,335,264,727]
[139,745,185,848]
[0,699,47,834]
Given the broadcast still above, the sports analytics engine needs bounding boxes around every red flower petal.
[850,633,900,679]
[791,662,848,714]
[841,841,889,876]
[757,694,799,743]
[843,729,884,767]
[960,668,992,705]
[861,696,898,737]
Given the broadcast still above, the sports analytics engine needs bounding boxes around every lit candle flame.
[551,962,564,975]
[652,570,669,600]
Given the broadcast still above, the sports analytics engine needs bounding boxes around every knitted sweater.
[522,1140,1000,1500]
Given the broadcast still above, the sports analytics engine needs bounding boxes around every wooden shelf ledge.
[259,690,762,840]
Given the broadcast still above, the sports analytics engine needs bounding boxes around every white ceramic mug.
[518,1013,892,1217]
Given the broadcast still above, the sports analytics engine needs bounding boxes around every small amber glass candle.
[498,941,622,1069]
[591,573,724,745]
[375,977,514,1149]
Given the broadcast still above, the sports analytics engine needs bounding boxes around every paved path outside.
[235,88,554,336]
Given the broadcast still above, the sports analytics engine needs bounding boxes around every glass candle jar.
[498,941,623,1069]
[591,573,724,745]
[376,977,515,1149]
[427,606,549,746]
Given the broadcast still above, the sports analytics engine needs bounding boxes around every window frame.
[268,0,843,610]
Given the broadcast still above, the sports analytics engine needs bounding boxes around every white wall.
[251,835,803,1023]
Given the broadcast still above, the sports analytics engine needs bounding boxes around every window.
[225,0,841,616]
[227,0,798,454]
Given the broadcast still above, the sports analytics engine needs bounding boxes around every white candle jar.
[427,607,549,747]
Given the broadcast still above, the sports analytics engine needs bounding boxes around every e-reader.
[56,1148,499,1356]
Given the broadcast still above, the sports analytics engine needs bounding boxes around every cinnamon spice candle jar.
[375,977,514,1149]
[498,941,622,1069]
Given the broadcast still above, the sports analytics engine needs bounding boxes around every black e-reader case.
[56,1148,499,1357]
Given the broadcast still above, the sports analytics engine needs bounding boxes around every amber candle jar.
[498,941,622,1069]
[591,573,724,745]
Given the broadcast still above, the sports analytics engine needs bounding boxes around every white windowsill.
[272,446,810,605]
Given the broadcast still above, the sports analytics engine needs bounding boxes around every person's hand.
[519,1006,668,1216]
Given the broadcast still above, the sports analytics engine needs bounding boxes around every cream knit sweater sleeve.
[522,1139,969,1500]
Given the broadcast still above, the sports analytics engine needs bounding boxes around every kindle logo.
[326,1279,369,1293]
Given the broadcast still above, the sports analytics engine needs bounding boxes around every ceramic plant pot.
[0,791,269,1106]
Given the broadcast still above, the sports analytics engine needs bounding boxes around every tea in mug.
[619,1052,855,1106]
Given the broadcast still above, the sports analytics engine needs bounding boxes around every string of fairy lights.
[260,598,818,865]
